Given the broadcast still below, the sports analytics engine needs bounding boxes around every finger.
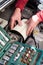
[18,18,22,26]
[25,19,31,24]
[14,22,16,26]
[26,25,32,35]
[26,21,33,35]
[28,27,33,35]
[10,18,15,30]
[26,18,31,24]
[27,23,35,35]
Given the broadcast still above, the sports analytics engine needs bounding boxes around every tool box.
[0,26,43,65]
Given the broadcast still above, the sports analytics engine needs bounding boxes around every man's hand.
[26,16,40,35]
[9,8,22,30]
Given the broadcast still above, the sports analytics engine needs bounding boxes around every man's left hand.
[26,17,39,35]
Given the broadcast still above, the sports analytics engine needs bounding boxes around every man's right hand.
[9,8,22,30]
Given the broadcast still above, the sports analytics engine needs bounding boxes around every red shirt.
[15,0,28,10]
[15,0,43,22]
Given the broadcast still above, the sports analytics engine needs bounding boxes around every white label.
[0,31,9,41]
[12,19,28,40]
[0,39,5,46]
[0,18,8,28]
[19,46,24,52]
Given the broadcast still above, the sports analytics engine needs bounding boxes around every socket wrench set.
[0,26,43,65]
[0,26,11,57]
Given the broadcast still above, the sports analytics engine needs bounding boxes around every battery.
[14,53,20,61]
[6,52,12,57]
[11,46,17,51]
[8,49,15,54]
[2,55,10,61]
[0,60,7,65]
[0,61,4,65]
[12,44,18,48]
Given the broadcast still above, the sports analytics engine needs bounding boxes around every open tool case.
[0,26,43,65]
[0,26,11,58]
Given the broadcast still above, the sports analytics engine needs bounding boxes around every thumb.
[18,18,22,26]
[10,18,15,30]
